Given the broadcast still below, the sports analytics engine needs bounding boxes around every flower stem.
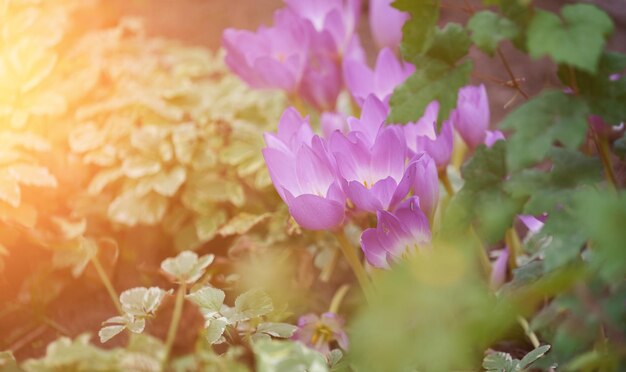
[439,169,455,196]
[517,316,540,348]
[505,228,522,271]
[594,133,618,189]
[469,227,492,280]
[335,230,372,302]
[91,255,122,314]
[497,48,529,100]
[319,248,340,282]
[163,282,187,367]
[328,284,350,314]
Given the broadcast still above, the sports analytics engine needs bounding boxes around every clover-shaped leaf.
[256,322,297,339]
[120,287,171,317]
[186,286,225,317]
[99,314,146,343]
[160,250,214,284]
[234,289,273,321]
[205,317,228,344]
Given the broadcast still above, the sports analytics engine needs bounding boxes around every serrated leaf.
[0,175,21,207]
[122,156,161,179]
[205,317,228,344]
[108,191,168,226]
[426,23,471,65]
[194,210,227,242]
[7,164,57,187]
[68,122,104,153]
[482,352,516,371]
[160,251,215,284]
[328,349,343,367]
[256,322,297,338]
[120,287,171,317]
[218,212,271,237]
[394,0,440,61]
[87,167,123,195]
[234,289,273,321]
[468,11,519,55]
[527,4,613,73]
[501,91,589,171]
[389,59,472,124]
[98,325,125,343]
[172,123,198,164]
[519,344,551,368]
[186,286,225,316]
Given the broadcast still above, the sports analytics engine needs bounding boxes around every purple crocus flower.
[263,109,346,230]
[222,9,310,92]
[411,153,439,220]
[518,214,544,234]
[369,0,409,50]
[343,47,415,106]
[345,94,388,146]
[360,197,431,268]
[415,119,454,171]
[321,111,349,138]
[285,0,361,56]
[402,100,439,156]
[453,84,490,149]
[484,130,505,148]
[292,312,349,355]
[298,47,342,111]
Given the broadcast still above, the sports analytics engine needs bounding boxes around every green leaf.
[519,344,551,368]
[253,339,328,372]
[393,0,440,62]
[160,251,214,284]
[7,164,57,187]
[194,211,227,242]
[501,91,589,171]
[426,23,471,65]
[120,287,171,317]
[468,11,519,55]
[218,212,271,237]
[205,317,228,344]
[108,191,168,226]
[234,289,274,321]
[482,352,516,372]
[527,4,613,73]
[388,60,472,124]
[256,322,297,338]
[186,286,225,316]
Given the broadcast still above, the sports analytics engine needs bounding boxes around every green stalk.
[439,169,455,197]
[163,282,187,368]
[91,255,122,314]
[328,284,350,314]
[335,230,372,302]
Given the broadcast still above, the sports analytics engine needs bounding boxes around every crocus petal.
[284,191,345,230]
[262,148,299,200]
[369,0,409,49]
[373,48,414,102]
[484,130,505,148]
[253,56,297,91]
[490,248,509,289]
[454,84,490,148]
[361,228,390,268]
[411,154,439,218]
[347,181,385,212]
[347,94,388,146]
[321,112,348,138]
[518,214,544,234]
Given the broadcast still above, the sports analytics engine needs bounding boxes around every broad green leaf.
[253,339,328,372]
[234,289,273,321]
[187,286,225,316]
[205,317,228,344]
[519,344,551,368]
[426,23,471,65]
[468,11,519,55]
[501,91,589,171]
[393,0,440,62]
[389,60,472,124]
[256,322,297,338]
[527,4,613,73]
[160,251,215,284]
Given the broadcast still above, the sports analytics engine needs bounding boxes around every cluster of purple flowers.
[223,0,502,270]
